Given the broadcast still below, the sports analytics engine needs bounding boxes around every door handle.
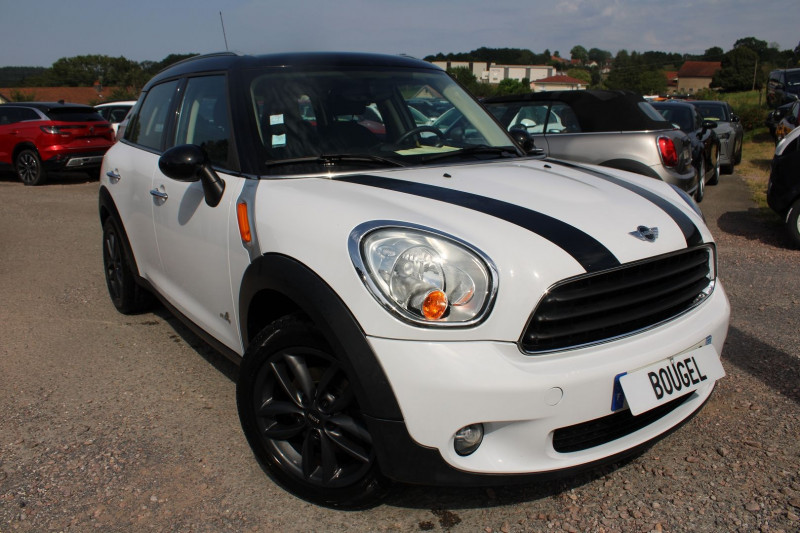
[106,169,121,182]
[149,188,168,200]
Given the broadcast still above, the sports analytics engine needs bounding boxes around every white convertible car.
[99,51,730,507]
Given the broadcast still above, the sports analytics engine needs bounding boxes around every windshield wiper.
[263,153,406,169]
[421,145,519,163]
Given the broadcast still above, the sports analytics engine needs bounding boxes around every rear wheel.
[708,147,720,185]
[237,315,389,508]
[102,217,152,314]
[16,149,46,186]
[733,136,743,165]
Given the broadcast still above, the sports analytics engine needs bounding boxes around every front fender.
[238,253,403,421]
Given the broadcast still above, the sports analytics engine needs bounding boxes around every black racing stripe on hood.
[549,160,704,247]
[337,174,620,273]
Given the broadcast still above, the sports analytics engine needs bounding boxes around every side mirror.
[159,144,225,207]
[701,120,717,131]
[731,114,740,123]
[509,126,544,155]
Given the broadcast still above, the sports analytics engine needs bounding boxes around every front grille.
[552,393,692,453]
[521,246,714,353]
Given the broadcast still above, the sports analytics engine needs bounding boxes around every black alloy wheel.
[694,159,705,203]
[708,146,720,185]
[102,218,151,314]
[16,149,46,186]
[237,315,388,508]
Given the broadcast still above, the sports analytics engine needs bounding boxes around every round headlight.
[350,223,497,326]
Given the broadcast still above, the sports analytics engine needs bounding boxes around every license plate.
[618,344,725,416]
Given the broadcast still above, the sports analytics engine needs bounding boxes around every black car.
[651,100,720,202]
[767,127,800,247]
[767,68,800,108]
[766,101,795,142]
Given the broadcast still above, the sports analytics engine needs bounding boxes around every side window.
[547,103,581,134]
[125,80,180,150]
[173,75,231,168]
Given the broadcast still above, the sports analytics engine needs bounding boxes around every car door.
[111,80,181,283]
[0,107,19,165]
[150,74,244,353]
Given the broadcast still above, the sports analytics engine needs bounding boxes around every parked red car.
[0,102,114,185]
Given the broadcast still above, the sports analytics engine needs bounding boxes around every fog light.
[454,423,484,456]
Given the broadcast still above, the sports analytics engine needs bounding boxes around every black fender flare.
[238,253,403,421]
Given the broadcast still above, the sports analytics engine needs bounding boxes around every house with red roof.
[676,61,721,94]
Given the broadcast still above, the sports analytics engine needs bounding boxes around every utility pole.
[752,58,758,91]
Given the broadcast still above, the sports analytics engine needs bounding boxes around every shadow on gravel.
[151,305,240,383]
[384,453,648,514]
[715,207,793,249]
[723,326,800,405]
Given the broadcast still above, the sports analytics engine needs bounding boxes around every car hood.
[330,158,709,274]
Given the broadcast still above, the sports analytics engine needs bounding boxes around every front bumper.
[367,283,729,482]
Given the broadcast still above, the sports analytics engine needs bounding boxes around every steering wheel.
[395,126,446,147]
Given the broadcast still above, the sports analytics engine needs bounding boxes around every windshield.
[246,67,517,174]
[693,103,728,122]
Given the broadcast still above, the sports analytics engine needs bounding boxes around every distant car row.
[0,100,133,185]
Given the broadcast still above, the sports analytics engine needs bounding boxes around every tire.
[16,148,47,186]
[694,159,705,203]
[733,136,742,165]
[237,315,389,508]
[787,198,800,249]
[102,217,152,314]
[708,147,720,185]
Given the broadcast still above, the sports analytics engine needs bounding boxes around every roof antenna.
[219,11,229,51]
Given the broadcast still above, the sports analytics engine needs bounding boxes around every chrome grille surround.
[520,245,716,354]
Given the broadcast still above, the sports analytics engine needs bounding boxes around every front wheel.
[787,198,800,249]
[694,159,705,203]
[237,315,389,508]
[16,149,46,186]
[733,136,743,165]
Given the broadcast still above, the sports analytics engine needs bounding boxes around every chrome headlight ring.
[348,221,498,327]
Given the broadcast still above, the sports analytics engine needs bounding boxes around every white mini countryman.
[99,52,730,507]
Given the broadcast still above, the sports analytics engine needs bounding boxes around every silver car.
[484,90,699,195]
[690,100,744,174]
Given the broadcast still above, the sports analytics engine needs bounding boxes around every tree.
[570,45,588,63]
[702,47,724,61]
[496,78,529,95]
[712,46,760,91]
[448,66,479,92]
[588,48,612,64]
[734,37,768,58]
[566,68,591,84]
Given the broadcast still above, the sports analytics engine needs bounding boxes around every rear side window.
[125,80,180,150]
[44,108,105,122]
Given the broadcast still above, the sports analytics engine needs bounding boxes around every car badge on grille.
[89,126,94,135]
[630,225,659,242]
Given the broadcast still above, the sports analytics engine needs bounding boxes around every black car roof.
[144,51,442,90]
[484,89,673,133]
[0,101,94,111]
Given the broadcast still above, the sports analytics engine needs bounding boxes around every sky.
[0,0,797,68]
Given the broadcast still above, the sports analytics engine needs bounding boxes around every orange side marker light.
[237,201,252,243]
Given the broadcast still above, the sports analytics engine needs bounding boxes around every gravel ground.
[1,169,799,533]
